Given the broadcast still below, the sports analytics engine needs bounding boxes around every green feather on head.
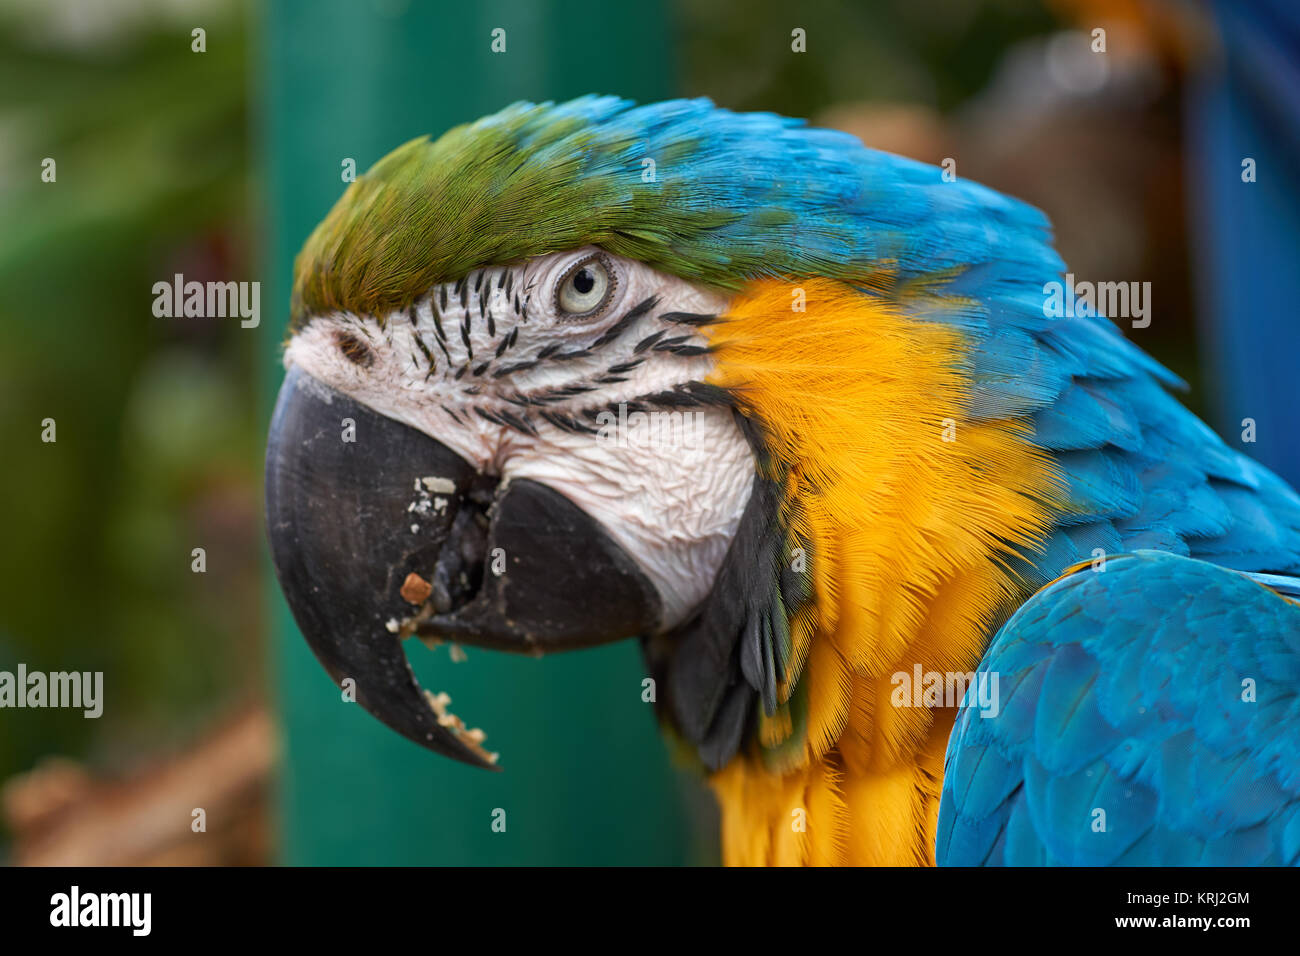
[290,93,1058,333]
[290,97,748,329]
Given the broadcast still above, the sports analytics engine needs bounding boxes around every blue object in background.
[1185,0,1300,492]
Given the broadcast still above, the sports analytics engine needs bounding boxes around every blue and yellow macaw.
[264,96,1300,865]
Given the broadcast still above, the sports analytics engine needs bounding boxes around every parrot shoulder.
[936,550,1300,865]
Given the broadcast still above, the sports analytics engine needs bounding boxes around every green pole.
[259,0,711,865]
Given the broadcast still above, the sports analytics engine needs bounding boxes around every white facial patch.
[284,248,756,630]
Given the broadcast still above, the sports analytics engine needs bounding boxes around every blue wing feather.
[937,551,1300,865]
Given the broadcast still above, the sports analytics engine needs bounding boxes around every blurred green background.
[1,0,1290,864]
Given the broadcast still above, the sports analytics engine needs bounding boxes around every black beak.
[264,367,660,767]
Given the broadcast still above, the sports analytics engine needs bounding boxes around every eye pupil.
[556,256,614,317]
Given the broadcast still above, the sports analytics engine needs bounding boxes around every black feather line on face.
[652,335,694,350]
[634,330,668,353]
[501,392,540,408]
[493,360,538,379]
[351,316,376,341]
[659,311,719,327]
[495,408,537,435]
[589,295,658,350]
[636,385,721,409]
[408,305,436,373]
[460,315,473,360]
[431,302,447,341]
[680,381,733,406]
[539,410,570,431]
[426,297,453,365]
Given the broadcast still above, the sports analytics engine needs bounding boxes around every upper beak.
[264,367,661,767]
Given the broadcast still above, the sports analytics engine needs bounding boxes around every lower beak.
[264,367,660,767]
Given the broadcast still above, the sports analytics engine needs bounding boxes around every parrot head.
[265,95,1064,773]
[266,97,787,769]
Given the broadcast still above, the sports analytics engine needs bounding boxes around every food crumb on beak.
[408,477,450,518]
[420,476,457,494]
[423,689,498,765]
[398,554,496,763]
[401,572,433,605]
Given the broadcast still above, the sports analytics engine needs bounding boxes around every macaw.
[265,96,1300,866]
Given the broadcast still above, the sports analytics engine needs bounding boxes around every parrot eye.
[555,253,615,318]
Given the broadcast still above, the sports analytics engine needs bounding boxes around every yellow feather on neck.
[703,278,1064,865]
